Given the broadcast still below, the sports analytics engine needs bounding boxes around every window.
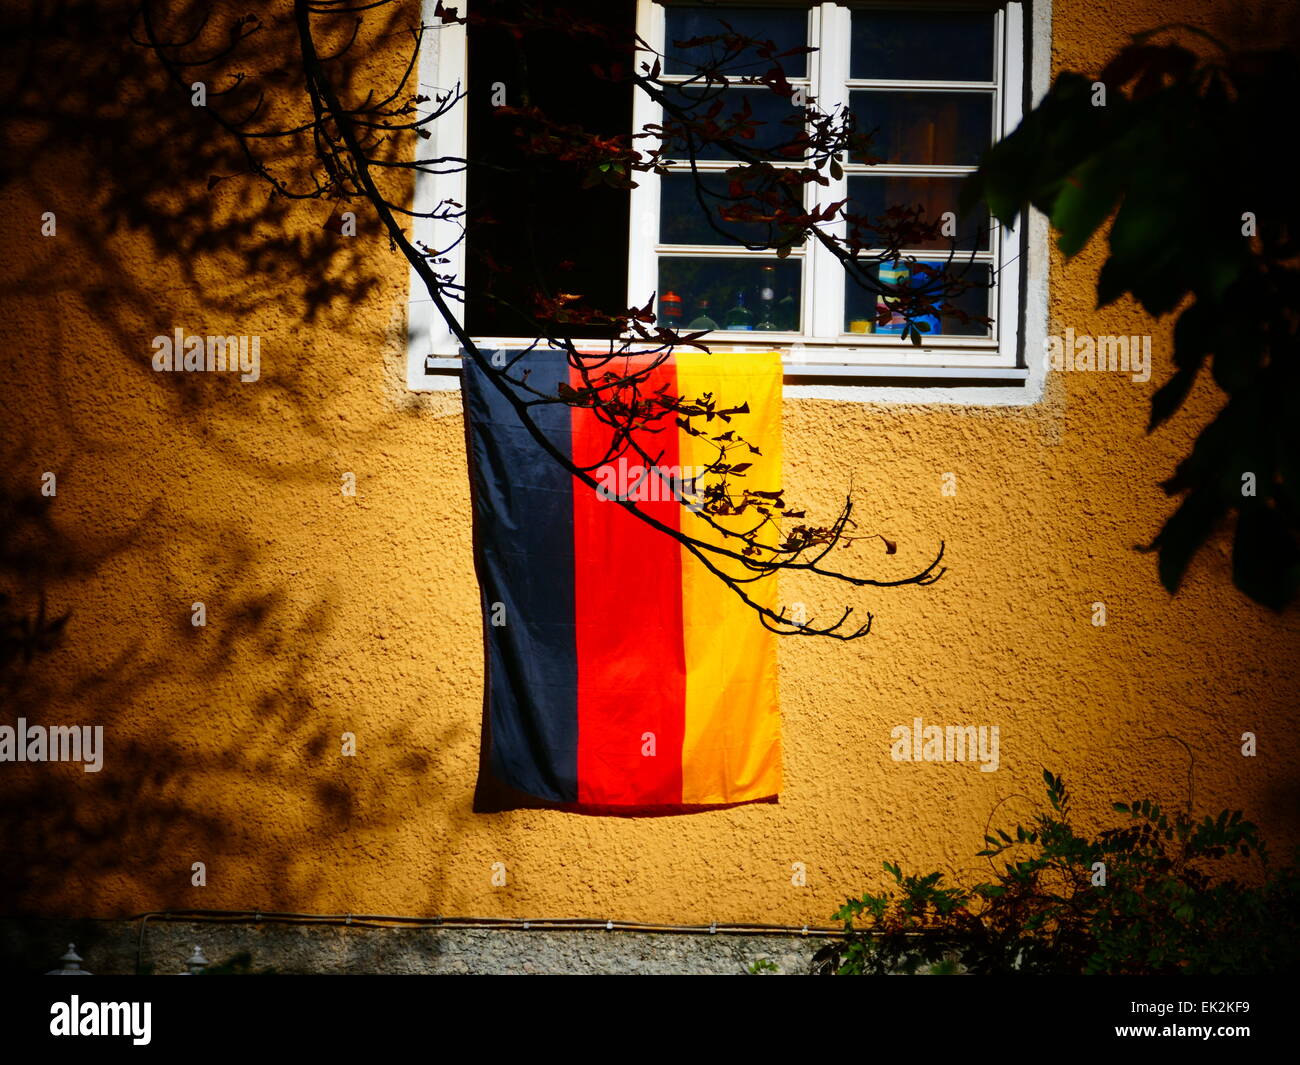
[407,0,1050,399]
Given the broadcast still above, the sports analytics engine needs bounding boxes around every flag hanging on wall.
[463,348,783,808]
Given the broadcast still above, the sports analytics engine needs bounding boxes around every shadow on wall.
[0,0,470,932]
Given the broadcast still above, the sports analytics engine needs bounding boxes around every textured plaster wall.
[1,0,1297,929]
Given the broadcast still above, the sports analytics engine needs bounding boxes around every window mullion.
[411,0,468,370]
[996,3,1024,360]
[626,0,664,318]
[809,2,850,342]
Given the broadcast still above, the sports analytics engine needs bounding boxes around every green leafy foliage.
[962,30,1300,609]
[813,770,1300,975]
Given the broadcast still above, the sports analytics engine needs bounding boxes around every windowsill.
[422,352,1026,379]
[413,347,1038,406]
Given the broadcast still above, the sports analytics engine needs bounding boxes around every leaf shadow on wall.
[0,0,474,970]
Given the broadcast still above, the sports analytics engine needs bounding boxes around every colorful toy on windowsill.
[872,260,941,337]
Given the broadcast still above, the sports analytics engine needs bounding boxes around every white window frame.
[406,0,1052,404]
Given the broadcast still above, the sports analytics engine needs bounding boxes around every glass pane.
[844,260,991,338]
[660,171,806,247]
[851,11,995,82]
[665,6,808,78]
[849,90,993,166]
[846,176,990,252]
[665,86,805,161]
[658,257,802,333]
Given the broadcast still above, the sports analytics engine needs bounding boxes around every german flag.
[464,349,783,809]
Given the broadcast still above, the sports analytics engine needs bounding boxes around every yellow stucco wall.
[2,0,1296,924]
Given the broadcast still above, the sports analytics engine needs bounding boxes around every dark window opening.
[465,0,636,339]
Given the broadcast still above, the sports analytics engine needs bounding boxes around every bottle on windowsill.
[687,298,718,331]
[659,289,682,325]
[755,265,780,331]
[724,290,754,330]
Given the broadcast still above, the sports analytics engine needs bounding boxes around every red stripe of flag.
[570,356,686,805]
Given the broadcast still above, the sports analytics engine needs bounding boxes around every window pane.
[849,90,993,166]
[658,257,802,333]
[660,172,805,247]
[844,260,991,337]
[851,11,995,82]
[465,0,634,338]
[846,176,989,252]
[665,86,805,161]
[665,6,808,78]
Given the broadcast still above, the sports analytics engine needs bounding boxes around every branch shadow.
[0,0,474,966]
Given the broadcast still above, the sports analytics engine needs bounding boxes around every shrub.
[813,771,1300,975]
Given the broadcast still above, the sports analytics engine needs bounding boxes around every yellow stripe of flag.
[675,351,783,805]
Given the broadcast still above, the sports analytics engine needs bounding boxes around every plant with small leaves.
[813,770,1300,975]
